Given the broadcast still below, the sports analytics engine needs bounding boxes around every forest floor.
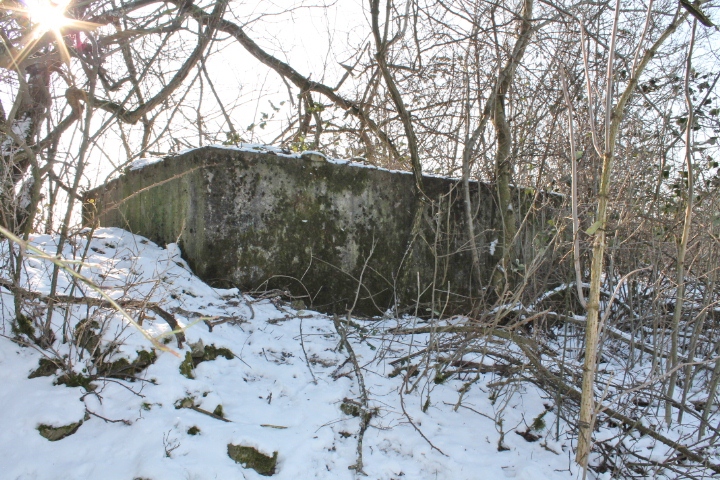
[0,227,620,479]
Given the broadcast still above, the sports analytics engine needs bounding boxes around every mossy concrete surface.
[85,147,560,315]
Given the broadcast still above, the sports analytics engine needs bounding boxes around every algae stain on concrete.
[86,147,561,315]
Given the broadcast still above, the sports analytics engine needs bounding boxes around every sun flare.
[1,0,101,66]
[25,0,73,36]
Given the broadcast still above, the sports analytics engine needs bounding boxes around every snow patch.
[489,238,498,256]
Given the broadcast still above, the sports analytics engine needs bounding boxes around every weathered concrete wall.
[85,146,560,315]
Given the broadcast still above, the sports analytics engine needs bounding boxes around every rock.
[227,444,278,476]
[28,358,60,378]
[290,299,307,310]
[300,151,327,164]
[175,396,195,409]
[180,344,235,379]
[37,421,83,441]
[189,339,205,358]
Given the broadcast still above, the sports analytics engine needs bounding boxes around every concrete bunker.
[84,146,560,315]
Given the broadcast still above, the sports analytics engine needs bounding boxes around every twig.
[85,408,131,425]
[94,377,147,397]
[507,331,720,474]
[399,377,447,456]
[187,405,232,423]
[445,402,495,422]
[389,346,430,366]
[299,316,317,384]
[0,277,185,348]
[333,313,371,475]
[330,357,352,380]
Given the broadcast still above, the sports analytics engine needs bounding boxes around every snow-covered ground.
[0,228,578,479]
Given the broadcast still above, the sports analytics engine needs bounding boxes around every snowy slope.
[0,228,578,479]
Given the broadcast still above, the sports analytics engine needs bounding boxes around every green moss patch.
[531,410,548,432]
[227,444,278,476]
[12,314,36,340]
[55,372,95,390]
[99,349,157,380]
[340,401,362,417]
[28,358,60,378]
[433,371,450,384]
[37,421,83,441]
[187,426,201,435]
[179,352,196,379]
[202,345,234,361]
[49,349,156,391]
[180,344,234,378]
[135,349,156,365]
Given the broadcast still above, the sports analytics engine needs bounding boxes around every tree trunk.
[575,5,686,468]
[667,19,696,425]
[487,0,534,294]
